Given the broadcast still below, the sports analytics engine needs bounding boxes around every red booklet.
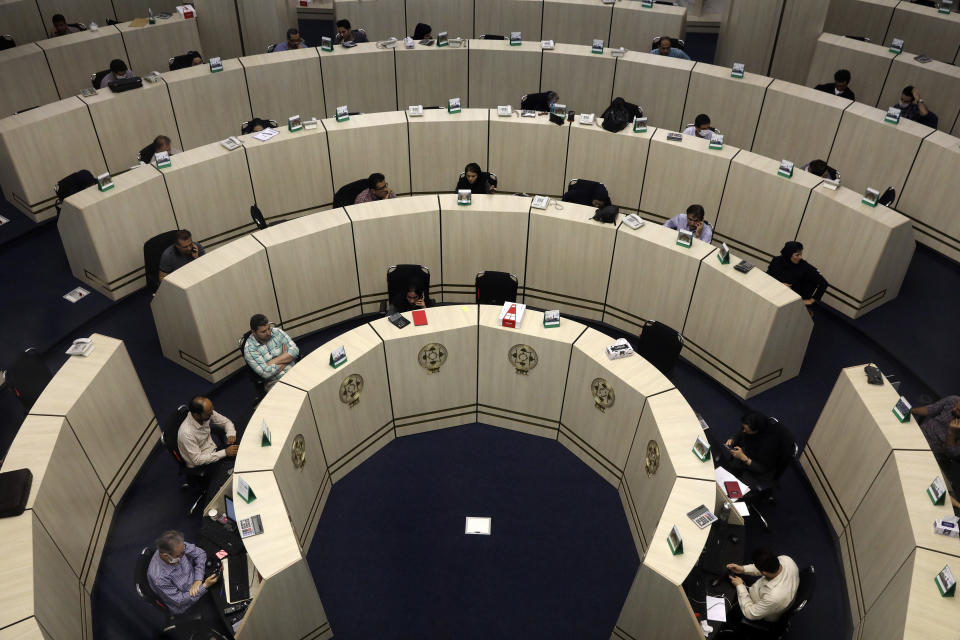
[724,481,742,499]
[412,309,428,326]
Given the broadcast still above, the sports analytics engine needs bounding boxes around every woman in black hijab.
[456,162,497,194]
[767,241,828,314]
[412,23,432,40]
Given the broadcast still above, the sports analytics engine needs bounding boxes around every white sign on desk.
[465,516,491,535]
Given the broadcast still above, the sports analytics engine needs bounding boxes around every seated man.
[562,180,610,208]
[892,86,938,128]
[354,173,396,203]
[912,396,960,460]
[177,396,237,510]
[664,204,713,243]
[801,159,839,181]
[145,134,178,165]
[723,411,791,488]
[391,282,432,313]
[100,59,135,89]
[683,113,713,139]
[726,549,800,622]
[49,13,81,37]
[147,530,219,616]
[814,69,855,100]
[274,27,307,51]
[244,313,300,389]
[159,230,205,281]
[650,36,691,60]
[335,19,369,44]
[521,91,559,112]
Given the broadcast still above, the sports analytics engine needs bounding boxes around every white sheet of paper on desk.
[734,501,750,517]
[706,596,727,622]
[715,466,750,498]
[253,128,279,141]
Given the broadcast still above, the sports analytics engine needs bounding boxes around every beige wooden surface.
[714,149,820,264]
[332,0,406,42]
[370,305,478,435]
[0,45,59,117]
[0,616,49,640]
[241,125,334,219]
[235,383,315,473]
[437,194,529,302]
[639,127,738,224]
[610,2,686,53]
[164,59,252,148]
[323,111,410,196]
[477,305,587,436]
[524,202,618,321]
[541,0,613,46]
[473,0,544,41]
[235,558,332,639]
[604,221,714,335]
[252,209,361,337]
[806,34,895,108]
[541,43,617,117]
[117,14,202,75]
[610,51,693,131]
[642,479,723,583]
[768,0,830,84]
[565,122,651,211]
[190,0,244,60]
[161,142,256,247]
[488,115,570,196]
[824,0,898,45]
[80,79,180,173]
[752,79,850,167]
[405,0,473,38]
[878,55,960,134]
[57,165,176,300]
[408,108,487,193]
[714,0,783,74]
[231,471,301,579]
[898,131,960,261]
[0,0,46,46]
[683,62,771,150]
[614,562,703,640]
[798,184,915,318]
[345,194,441,312]
[318,44,396,117]
[36,26,126,99]
[887,2,960,65]
[153,236,279,381]
[277,324,394,482]
[240,48,326,124]
[236,0,297,56]
[396,44,468,112]
[467,39,542,109]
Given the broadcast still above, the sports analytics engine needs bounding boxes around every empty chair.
[634,320,683,375]
[144,230,180,293]
[54,170,97,217]
[333,178,371,208]
[476,271,518,305]
[250,204,268,230]
[4,347,52,412]
[0,35,15,51]
[266,43,276,53]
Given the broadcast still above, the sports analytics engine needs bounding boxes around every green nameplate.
[236,477,256,503]
[929,486,947,505]
[641,0,653,6]
[98,183,114,191]
[330,345,347,369]
[693,437,711,461]
[667,526,683,555]
[543,310,560,327]
[778,168,793,178]
[862,198,878,207]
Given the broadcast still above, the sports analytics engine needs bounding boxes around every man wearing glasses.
[354,172,396,203]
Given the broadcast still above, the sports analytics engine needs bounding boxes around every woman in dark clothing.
[723,412,791,489]
[456,162,497,195]
[412,23,432,40]
[767,241,828,312]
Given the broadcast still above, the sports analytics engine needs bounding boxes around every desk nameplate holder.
[892,395,911,422]
[666,132,683,142]
[936,565,956,597]
[777,160,794,178]
[667,525,683,554]
[543,309,560,328]
[330,345,347,368]
[260,419,272,447]
[889,38,904,54]
[97,172,114,192]
[209,57,223,73]
[321,36,333,52]
[633,116,647,133]
[288,115,303,132]
[591,39,604,55]
[510,32,522,46]
[448,98,461,114]
[457,189,471,205]
[862,187,880,207]
[676,228,693,248]
[940,0,953,14]
[336,105,349,122]
[718,242,730,264]
[541,40,555,50]
[709,134,723,150]
[154,151,171,169]
[579,113,595,125]
[611,47,625,58]
[437,32,449,47]
[885,107,901,124]
[237,476,256,503]
[731,63,745,79]
[928,476,947,505]
[693,435,711,462]
[641,0,654,7]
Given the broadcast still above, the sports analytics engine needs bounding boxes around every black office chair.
[91,69,110,90]
[266,43,277,53]
[137,142,156,165]
[0,35,15,51]
[54,170,97,218]
[168,51,202,71]
[240,118,278,135]
[4,348,52,412]
[479,34,505,39]
[144,230,180,294]
[476,271,518,305]
[652,35,686,50]
[878,186,896,207]
[333,178,372,208]
[634,320,683,375]
[382,264,433,313]
[250,204,268,230]
[734,566,816,639]
[842,35,872,42]
[68,22,87,31]
[238,331,267,403]
[135,545,177,631]
[159,404,211,513]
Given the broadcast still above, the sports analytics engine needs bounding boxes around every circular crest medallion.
[339,373,364,407]
[291,434,306,470]
[418,343,448,372]
[508,344,539,375]
[645,439,661,477]
[591,377,615,412]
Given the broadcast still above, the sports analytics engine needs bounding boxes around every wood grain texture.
[235,557,331,640]
[541,0,613,46]
[473,0,544,41]
[887,2,960,65]
[117,14,202,76]
[164,59,252,149]
[898,131,960,261]
[610,3,686,52]
[240,48,326,124]
[878,55,960,134]
[488,115,570,195]
[806,34,895,108]
[405,0,473,38]
[231,471,301,579]
[768,0,830,84]
[318,44,396,117]
[714,0,783,73]
[36,26,126,98]
[467,40,542,109]
[408,108,487,193]
[0,0,46,46]
[824,0,898,45]
[682,62,771,150]
[565,122,651,211]
[190,0,244,59]
[396,44,468,113]
[611,51,693,131]
[322,111,410,196]
[331,0,406,42]
[540,43,617,117]
[0,44,59,117]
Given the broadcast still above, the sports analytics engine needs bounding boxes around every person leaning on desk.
[726,548,800,623]
[147,530,220,616]
[722,411,791,490]
[767,241,828,317]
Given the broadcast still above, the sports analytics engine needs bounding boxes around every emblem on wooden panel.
[645,440,661,477]
[508,344,539,375]
[339,373,364,408]
[418,343,448,373]
[291,434,306,470]
[591,378,615,413]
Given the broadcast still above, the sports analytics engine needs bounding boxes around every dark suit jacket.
[814,82,855,101]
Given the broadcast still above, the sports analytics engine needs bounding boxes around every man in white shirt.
[177,396,238,513]
[727,549,800,622]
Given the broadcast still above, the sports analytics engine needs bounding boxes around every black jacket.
[814,82,855,101]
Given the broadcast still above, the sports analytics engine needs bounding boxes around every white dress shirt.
[736,555,800,621]
[177,410,236,467]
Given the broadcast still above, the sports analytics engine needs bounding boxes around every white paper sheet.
[465,516,491,535]
[706,596,727,622]
[735,501,750,516]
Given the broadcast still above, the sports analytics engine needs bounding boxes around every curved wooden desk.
[224,305,734,639]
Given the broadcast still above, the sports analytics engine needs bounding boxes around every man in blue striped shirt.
[244,314,300,389]
[147,530,218,615]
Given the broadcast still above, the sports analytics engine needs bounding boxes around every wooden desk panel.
[396,44,468,112]
[408,108,487,193]
[477,305,587,437]
[240,48,326,124]
[235,0,297,56]
[878,56,960,134]
[153,236,279,381]
[473,0,543,41]
[565,122,651,211]
[824,0,898,46]
[164,59,251,149]
[80,80,180,174]
[117,15,202,76]
[318,44,395,118]
[541,0,613,46]
[190,0,244,60]
[714,149,820,264]
[611,52,693,131]
[241,126,334,220]
[887,2,960,65]
[345,194,441,312]
[438,194,529,302]
[370,305,478,436]
[540,43,616,117]
[683,62,771,150]
[604,222,714,336]
[524,202,618,321]
[715,0,783,73]
[37,26,126,99]
[639,128,738,224]
[331,0,406,42]
[898,131,960,261]
[768,0,831,84]
[405,0,473,39]
[488,115,569,196]
[0,45,59,116]
[806,34,895,108]
[0,97,106,221]
[36,0,115,26]
[467,40,542,109]
[0,0,46,46]
[57,166,176,300]
[235,556,332,640]
[0,617,48,640]
[614,555,704,640]
[610,3,686,52]
[752,80,849,168]
[323,111,410,197]
[252,210,361,337]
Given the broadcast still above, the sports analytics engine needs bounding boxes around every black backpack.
[601,97,643,133]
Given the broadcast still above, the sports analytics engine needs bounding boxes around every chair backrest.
[69,23,86,31]
[334,178,372,208]
[134,546,171,616]
[480,34,505,39]
[168,51,201,71]
[137,143,155,165]
[91,69,110,89]
[387,265,430,305]
[251,204,267,230]
[266,43,276,53]
[0,35,15,51]
[652,35,685,50]
[6,348,52,412]
[55,170,97,210]
[143,230,180,293]
[768,417,797,481]
[779,565,816,628]
[878,186,896,207]
[563,178,610,207]
[160,404,190,467]
[476,271,518,305]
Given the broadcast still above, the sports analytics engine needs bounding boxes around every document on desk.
[715,466,750,499]
[253,128,280,142]
[706,596,727,622]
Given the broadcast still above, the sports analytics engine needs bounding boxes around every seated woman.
[767,241,828,314]
[412,23,432,41]
[723,412,791,490]
[390,281,433,313]
[562,180,610,208]
[456,163,497,195]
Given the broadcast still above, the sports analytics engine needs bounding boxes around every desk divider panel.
[824,0,898,46]
[898,131,960,260]
[331,0,406,42]
[488,115,570,196]
[805,34,895,108]
[0,44,59,117]
[396,44,469,112]
[190,0,245,60]
[0,0,46,45]
[240,48,326,125]
[164,59,252,149]
[407,108,488,194]
[767,0,831,84]
[609,3,686,53]
[564,122,651,212]
[714,0,783,74]
[37,26,126,99]
[318,44,397,118]
[235,0,297,58]
[877,55,960,135]
[323,112,411,199]
[468,40,542,109]
[405,0,474,39]
[541,0,613,46]
[610,52,693,132]
[540,43,617,117]
[887,2,960,66]
[117,15,202,77]
[683,63,771,150]
[474,0,544,41]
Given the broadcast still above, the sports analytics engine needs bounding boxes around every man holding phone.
[159,229,205,281]
[147,530,219,614]
[663,204,713,243]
